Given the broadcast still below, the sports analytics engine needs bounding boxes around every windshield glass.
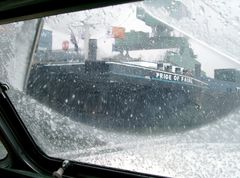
[1,1,240,177]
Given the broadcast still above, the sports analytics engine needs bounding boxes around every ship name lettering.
[156,72,193,83]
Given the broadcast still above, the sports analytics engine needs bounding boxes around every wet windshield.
[1,0,240,177]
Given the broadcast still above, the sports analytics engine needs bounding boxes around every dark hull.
[27,62,240,131]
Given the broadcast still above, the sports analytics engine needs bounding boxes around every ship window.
[1,0,240,178]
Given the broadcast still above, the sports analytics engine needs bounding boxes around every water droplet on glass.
[199,6,205,16]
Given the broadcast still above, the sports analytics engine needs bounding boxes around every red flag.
[112,26,125,39]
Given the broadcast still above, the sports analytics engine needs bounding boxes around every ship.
[25,7,240,131]
[26,59,240,131]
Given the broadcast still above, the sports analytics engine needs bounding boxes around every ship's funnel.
[88,39,97,61]
[195,63,201,78]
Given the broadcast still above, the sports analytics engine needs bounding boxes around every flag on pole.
[70,29,79,52]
